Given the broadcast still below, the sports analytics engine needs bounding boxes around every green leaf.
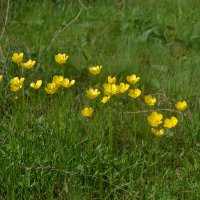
[137,27,158,42]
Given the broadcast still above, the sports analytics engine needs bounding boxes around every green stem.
[109,106,113,153]
[133,100,137,145]
[87,119,93,163]
[62,65,65,77]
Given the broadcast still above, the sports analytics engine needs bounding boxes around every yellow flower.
[21,60,36,69]
[52,75,64,86]
[55,53,69,64]
[128,89,141,99]
[108,76,116,84]
[117,83,130,93]
[101,96,110,104]
[144,95,156,106]
[103,83,118,96]
[12,52,24,64]
[151,128,165,136]
[61,78,75,88]
[126,74,140,84]
[81,107,93,117]
[10,77,25,92]
[0,74,3,82]
[147,112,163,127]
[164,116,178,128]
[86,88,100,100]
[45,83,59,94]
[89,65,102,75]
[30,80,42,90]
[175,101,187,112]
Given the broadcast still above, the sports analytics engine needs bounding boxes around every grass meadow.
[0,0,200,199]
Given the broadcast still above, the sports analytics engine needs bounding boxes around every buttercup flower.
[101,96,110,104]
[103,83,118,96]
[21,60,36,69]
[175,101,187,112]
[108,76,116,84]
[147,112,163,127]
[30,80,42,90]
[61,78,75,88]
[10,77,25,92]
[45,83,59,94]
[151,128,165,136]
[126,74,140,84]
[81,107,93,117]
[89,65,102,75]
[55,54,69,64]
[0,74,3,82]
[12,52,24,64]
[144,95,156,106]
[164,116,178,128]
[52,75,64,86]
[128,89,141,99]
[86,88,100,100]
[117,83,130,93]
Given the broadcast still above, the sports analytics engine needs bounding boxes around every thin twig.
[78,0,88,10]
[121,108,184,121]
[0,0,10,40]
[35,8,82,71]
[0,45,5,64]
[0,0,10,65]
[120,109,182,115]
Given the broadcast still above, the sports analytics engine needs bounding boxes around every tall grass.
[0,0,200,199]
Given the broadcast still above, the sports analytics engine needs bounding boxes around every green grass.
[1,0,200,199]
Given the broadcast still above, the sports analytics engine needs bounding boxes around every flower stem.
[109,106,113,153]
[133,100,137,145]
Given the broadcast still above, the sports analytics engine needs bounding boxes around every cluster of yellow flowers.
[0,51,188,137]
[12,52,36,69]
[81,65,188,137]
[147,101,187,136]
[45,76,75,94]
[81,66,142,117]
[9,77,42,92]
[5,52,74,93]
